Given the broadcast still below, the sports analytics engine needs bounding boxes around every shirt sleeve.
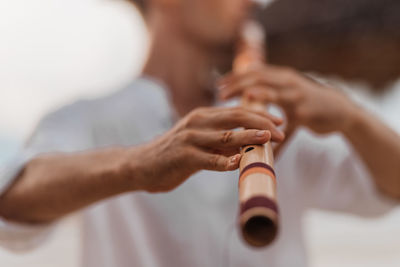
[0,104,91,252]
[290,128,396,217]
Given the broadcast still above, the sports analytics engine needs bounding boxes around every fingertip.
[273,117,284,126]
[255,130,271,141]
[255,130,267,137]
[265,130,272,140]
[278,131,286,141]
[227,154,241,170]
[272,130,286,142]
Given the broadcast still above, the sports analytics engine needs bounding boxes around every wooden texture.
[235,21,279,248]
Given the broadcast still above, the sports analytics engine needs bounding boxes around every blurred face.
[177,0,251,47]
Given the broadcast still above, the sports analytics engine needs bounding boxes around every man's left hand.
[218,64,358,136]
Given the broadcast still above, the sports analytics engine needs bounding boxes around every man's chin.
[190,32,236,54]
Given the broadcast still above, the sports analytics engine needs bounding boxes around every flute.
[234,21,279,247]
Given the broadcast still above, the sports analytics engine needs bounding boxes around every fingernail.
[230,154,240,163]
[256,130,267,137]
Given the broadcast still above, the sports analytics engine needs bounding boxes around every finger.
[209,109,285,142]
[220,148,241,157]
[217,71,237,87]
[240,106,283,125]
[209,106,278,121]
[246,87,280,103]
[219,65,309,98]
[188,129,272,149]
[217,65,264,87]
[274,122,297,157]
[254,65,310,88]
[188,107,282,128]
[196,151,242,171]
[246,88,303,108]
[207,148,241,157]
[186,107,285,141]
[219,72,270,100]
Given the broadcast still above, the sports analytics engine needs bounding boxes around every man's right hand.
[0,107,284,223]
[128,106,285,193]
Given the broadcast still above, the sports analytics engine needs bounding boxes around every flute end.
[242,215,278,247]
[239,196,279,247]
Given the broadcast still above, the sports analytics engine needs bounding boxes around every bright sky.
[0,0,148,163]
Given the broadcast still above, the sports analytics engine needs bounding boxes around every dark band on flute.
[240,196,279,216]
[239,162,276,184]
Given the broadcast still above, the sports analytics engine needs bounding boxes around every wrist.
[120,145,150,192]
[342,103,366,138]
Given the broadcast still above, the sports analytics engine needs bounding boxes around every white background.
[0,1,400,266]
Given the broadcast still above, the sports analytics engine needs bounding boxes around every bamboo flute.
[234,20,279,248]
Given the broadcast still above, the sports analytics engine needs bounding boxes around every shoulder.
[41,99,93,129]
[102,77,173,118]
[27,99,96,151]
[33,77,173,148]
[41,77,172,128]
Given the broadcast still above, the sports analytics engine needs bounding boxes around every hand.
[218,65,357,135]
[128,106,285,193]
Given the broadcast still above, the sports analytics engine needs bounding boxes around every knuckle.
[231,108,247,121]
[209,155,221,169]
[230,106,243,114]
[175,130,187,143]
[295,90,306,101]
[180,146,194,159]
[188,109,200,120]
[261,120,273,131]
[181,129,196,143]
[286,67,297,76]
[285,76,297,87]
[220,131,233,144]
[282,92,300,105]
[195,107,209,113]
[186,109,205,127]
[282,69,299,85]
[294,108,309,120]
[173,132,186,145]
[288,93,301,103]
[281,66,295,76]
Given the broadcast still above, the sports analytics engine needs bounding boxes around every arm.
[218,64,400,199]
[0,106,284,224]
[343,105,400,198]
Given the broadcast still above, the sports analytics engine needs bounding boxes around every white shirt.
[0,77,395,267]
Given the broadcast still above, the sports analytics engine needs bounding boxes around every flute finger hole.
[245,147,254,153]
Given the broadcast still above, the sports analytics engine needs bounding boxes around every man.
[1,0,400,266]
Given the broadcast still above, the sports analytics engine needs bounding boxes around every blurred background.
[1,0,400,266]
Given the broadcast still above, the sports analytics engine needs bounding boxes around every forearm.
[0,147,140,224]
[343,105,400,199]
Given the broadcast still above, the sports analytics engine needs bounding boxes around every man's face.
[178,0,251,47]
